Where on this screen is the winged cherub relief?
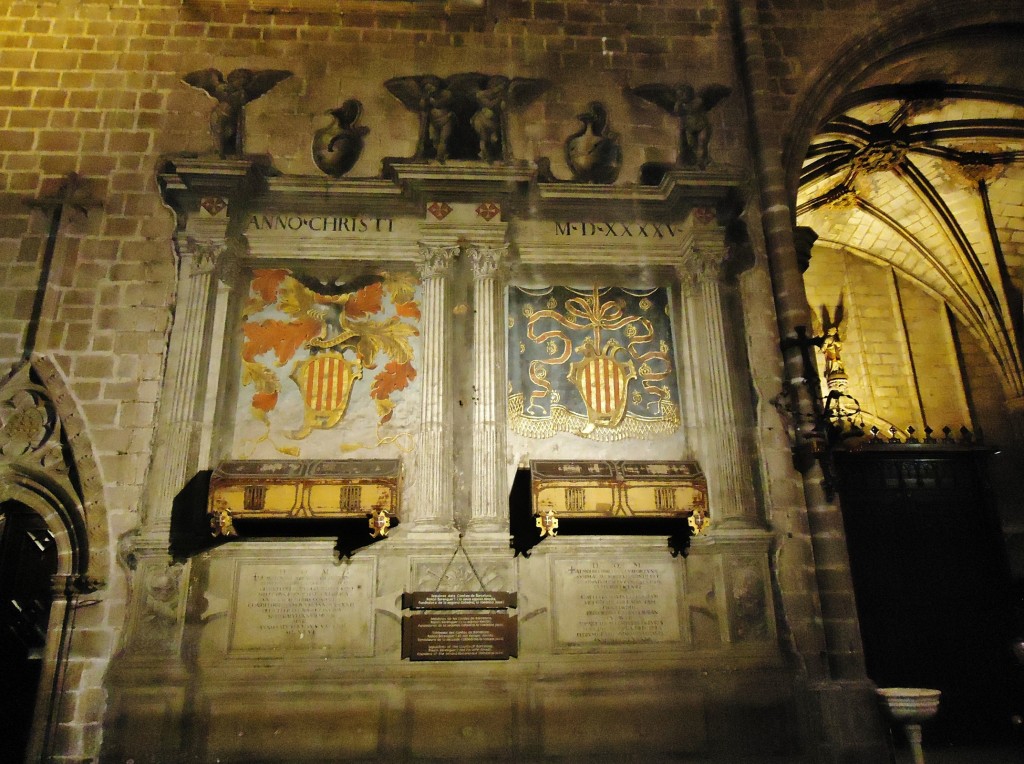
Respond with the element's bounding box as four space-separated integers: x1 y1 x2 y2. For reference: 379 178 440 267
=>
384 73 550 162
182 68 293 158
627 83 731 169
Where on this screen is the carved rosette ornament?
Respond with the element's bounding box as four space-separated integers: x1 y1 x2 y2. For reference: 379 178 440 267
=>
851 138 909 175
0 375 63 468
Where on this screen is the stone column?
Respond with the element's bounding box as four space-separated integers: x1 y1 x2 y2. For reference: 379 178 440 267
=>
141 234 231 533
677 219 759 529
466 244 509 533
407 243 459 531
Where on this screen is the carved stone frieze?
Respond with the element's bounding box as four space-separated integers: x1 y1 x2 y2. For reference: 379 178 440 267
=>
725 557 771 643
123 556 188 654
411 557 511 593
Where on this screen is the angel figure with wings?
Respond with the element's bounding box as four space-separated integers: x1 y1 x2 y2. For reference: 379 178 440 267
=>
385 73 549 162
182 68 292 158
628 83 731 169
811 300 848 391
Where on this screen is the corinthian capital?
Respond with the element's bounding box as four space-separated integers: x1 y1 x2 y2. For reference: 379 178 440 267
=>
179 236 228 275
417 243 460 278
676 247 726 294
466 244 510 280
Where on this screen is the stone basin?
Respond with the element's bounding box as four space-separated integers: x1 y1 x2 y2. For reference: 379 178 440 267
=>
876 687 942 723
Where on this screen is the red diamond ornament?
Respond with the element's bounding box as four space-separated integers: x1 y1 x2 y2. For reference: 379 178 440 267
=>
476 202 500 221
427 201 453 220
200 197 227 217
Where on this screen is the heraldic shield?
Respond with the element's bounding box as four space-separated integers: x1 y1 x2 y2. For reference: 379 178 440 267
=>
567 340 637 429
289 351 363 439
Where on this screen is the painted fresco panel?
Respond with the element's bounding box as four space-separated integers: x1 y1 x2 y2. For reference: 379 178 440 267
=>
507 285 681 442
231 269 422 459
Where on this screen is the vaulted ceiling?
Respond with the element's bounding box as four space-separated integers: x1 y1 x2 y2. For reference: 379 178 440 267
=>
796 78 1024 399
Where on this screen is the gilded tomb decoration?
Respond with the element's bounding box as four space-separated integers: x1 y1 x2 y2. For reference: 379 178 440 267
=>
207 459 401 537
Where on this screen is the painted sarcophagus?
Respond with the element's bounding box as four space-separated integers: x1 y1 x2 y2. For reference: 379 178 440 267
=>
529 460 708 538
207 459 401 537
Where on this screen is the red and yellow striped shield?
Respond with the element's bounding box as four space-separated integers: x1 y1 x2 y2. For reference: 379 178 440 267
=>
295 353 356 412
289 352 362 439
568 350 636 428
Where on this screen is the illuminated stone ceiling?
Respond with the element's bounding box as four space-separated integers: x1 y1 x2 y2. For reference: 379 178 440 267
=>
796 80 1024 399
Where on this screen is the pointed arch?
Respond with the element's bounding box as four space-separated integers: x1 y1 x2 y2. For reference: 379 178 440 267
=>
0 358 108 588
0 357 110 761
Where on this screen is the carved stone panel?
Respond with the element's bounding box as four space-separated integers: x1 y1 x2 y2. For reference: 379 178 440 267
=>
550 557 682 649
227 557 375 655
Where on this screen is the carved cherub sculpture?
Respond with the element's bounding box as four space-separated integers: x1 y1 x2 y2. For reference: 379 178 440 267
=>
628 83 731 169
384 75 455 161
385 73 549 162
182 68 293 158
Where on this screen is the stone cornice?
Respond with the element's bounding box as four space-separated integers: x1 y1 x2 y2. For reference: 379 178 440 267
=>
158 156 746 227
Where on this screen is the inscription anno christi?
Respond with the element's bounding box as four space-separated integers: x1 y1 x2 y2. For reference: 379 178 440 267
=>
247 214 396 234
552 559 680 646
231 561 374 655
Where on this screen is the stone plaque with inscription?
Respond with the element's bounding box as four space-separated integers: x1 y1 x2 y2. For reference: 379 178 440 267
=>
229 559 375 655
402 613 518 661
552 558 680 647
403 591 517 610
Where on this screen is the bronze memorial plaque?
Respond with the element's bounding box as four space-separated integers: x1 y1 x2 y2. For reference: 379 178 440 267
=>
402 591 517 610
402 612 518 661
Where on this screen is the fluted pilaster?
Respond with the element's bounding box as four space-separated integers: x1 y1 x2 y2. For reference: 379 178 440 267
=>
407 243 459 530
678 223 759 528
466 244 510 533
141 236 235 532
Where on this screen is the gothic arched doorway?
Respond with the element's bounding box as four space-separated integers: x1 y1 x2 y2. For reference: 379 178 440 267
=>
0 501 58 764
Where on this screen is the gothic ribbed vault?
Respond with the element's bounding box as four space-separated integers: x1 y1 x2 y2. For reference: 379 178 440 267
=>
797 79 1024 399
